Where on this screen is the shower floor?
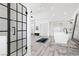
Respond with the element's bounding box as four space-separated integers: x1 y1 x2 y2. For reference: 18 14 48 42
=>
31 35 79 56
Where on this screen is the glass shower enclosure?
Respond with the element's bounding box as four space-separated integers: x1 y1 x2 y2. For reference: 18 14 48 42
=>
0 3 27 56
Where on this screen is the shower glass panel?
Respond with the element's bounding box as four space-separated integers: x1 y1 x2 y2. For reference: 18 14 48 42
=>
18 49 22 56
0 3 27 56
10 52 16 56
0 4 7 18
23 15 26 22
23 7 26 15
18 4 22 13
23 31 26 38
9 3 27 56
0 3 7 56
10 42 16 53
23 47 26 54
23 39 26 46
18 23 22 30
10 3 16 10
18 31 22 39
18 40 22 49
0 19 7 31
10 21 16 41
18 13 22 21
10 10 16 20
23 24 26 30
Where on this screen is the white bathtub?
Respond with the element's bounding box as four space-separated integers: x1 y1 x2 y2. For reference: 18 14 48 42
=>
54 32 70 44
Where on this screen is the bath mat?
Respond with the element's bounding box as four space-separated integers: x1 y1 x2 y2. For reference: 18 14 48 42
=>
36 38 48 43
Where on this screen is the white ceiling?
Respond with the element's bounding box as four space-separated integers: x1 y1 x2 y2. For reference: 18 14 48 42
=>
30 3 79 22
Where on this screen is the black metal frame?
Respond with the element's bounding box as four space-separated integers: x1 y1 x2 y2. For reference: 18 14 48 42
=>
71 14 79 39
0 3 27 56
7 3 11 56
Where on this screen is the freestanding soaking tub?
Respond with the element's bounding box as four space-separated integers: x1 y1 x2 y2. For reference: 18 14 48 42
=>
54 31 70 44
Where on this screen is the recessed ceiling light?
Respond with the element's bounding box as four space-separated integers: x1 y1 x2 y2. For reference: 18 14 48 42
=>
64 12 67 15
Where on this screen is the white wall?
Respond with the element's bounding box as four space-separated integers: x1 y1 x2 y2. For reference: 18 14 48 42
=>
40 23 49 37
30 3 79 38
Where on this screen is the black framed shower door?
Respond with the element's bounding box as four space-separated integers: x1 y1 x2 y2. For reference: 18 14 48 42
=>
0 3 27 56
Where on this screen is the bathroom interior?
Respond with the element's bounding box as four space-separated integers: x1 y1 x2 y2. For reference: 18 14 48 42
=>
0 3 79 56
30 3 79 56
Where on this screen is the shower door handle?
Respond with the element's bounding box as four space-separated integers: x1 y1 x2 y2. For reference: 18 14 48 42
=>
25 46 27 52
12 27 15 35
